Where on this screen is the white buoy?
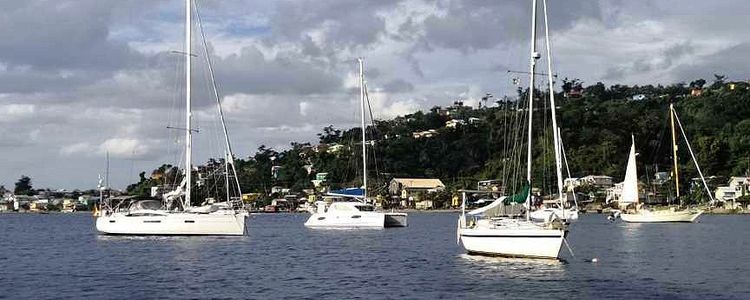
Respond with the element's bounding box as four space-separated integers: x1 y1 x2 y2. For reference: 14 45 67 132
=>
591 258 599 263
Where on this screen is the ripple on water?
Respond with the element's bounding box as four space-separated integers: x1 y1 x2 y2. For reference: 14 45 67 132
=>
0 213 749 299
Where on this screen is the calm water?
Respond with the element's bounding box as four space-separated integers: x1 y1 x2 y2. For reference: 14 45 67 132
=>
1 212 748 299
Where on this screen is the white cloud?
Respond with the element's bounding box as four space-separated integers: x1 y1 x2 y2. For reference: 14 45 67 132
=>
99 138 154 159
0 104 35 122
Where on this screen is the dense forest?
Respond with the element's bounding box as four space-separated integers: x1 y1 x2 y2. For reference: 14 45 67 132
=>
127 76 750 205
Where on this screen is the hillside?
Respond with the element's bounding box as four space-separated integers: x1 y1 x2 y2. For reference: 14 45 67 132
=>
128 76 750 205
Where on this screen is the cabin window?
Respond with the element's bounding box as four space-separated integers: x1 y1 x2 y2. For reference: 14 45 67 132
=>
317 217 326 220
184 220 195 223
109 220 116 223
143 220 161 223
351 215 362 219
355 205 374 212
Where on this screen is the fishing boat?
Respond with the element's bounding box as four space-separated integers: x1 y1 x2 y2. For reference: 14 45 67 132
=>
96 0 246 235
304 59 407 228
620 104 709 223
457 0 568 259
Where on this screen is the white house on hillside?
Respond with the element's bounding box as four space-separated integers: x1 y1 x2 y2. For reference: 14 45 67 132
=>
715 176 749 202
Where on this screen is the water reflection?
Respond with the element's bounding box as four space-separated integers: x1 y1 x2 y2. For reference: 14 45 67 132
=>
457 253 566 280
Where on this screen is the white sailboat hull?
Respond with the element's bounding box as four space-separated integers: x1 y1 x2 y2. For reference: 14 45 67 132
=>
620 209 702 223
304 211 385 228
459 221 566 259
96 212 246 235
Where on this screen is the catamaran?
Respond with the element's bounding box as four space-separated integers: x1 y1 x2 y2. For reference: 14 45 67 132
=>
304 58 407 228
620 104 709 223
457 0 568 259
96 0 246 235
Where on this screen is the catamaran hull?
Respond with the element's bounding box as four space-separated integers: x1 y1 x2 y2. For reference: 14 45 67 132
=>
459 228 566 259
304 212 385 228
620 210 702 223
96 213 246 235
384 212 408 227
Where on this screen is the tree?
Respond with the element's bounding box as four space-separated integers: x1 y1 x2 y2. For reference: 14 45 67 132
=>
689 79 706 89
710 74 726 90
14 175 33 195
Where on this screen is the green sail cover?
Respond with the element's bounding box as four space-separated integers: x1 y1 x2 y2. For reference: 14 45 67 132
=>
504 183 530 205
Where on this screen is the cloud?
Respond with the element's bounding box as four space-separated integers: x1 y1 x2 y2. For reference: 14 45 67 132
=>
99 138 157 160
0 0 747 189
382 79 415 93
60 142 92 156
0 104 35 122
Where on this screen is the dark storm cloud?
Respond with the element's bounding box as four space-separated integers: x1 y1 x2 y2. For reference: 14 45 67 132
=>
382 79 415 93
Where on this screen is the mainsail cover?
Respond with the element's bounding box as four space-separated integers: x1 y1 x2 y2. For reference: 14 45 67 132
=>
503 183 529 205
621 138 639 204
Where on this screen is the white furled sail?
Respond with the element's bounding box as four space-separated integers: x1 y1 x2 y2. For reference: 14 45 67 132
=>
621 136 639 205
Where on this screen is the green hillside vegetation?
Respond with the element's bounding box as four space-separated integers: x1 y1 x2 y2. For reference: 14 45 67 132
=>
127 76 750 205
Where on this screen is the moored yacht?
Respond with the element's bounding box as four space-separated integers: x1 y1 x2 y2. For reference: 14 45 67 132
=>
96 0 246 236
304 58 407 229
458 0 569 259
619 104 709 223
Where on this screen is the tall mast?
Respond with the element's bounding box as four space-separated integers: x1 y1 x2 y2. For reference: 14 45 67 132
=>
184 0 192 208
542 0 564 210
358 58 367 201
525 0 538 220
670 103 680 205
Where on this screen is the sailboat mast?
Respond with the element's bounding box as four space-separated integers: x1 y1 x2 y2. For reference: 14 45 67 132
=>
184 0 192 208
670 103 680 205
542 0 564 210
525 0 538 220
359 58 367 201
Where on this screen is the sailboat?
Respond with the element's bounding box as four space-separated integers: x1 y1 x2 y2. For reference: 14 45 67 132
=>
304 58 407 228
457 0 568 259
96 0 246 235
620 104 708 223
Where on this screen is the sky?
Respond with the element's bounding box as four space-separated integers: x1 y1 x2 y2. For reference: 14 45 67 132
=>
0 0 747 190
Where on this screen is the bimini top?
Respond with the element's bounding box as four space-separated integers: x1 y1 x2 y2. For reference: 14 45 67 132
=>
328 188 364 198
